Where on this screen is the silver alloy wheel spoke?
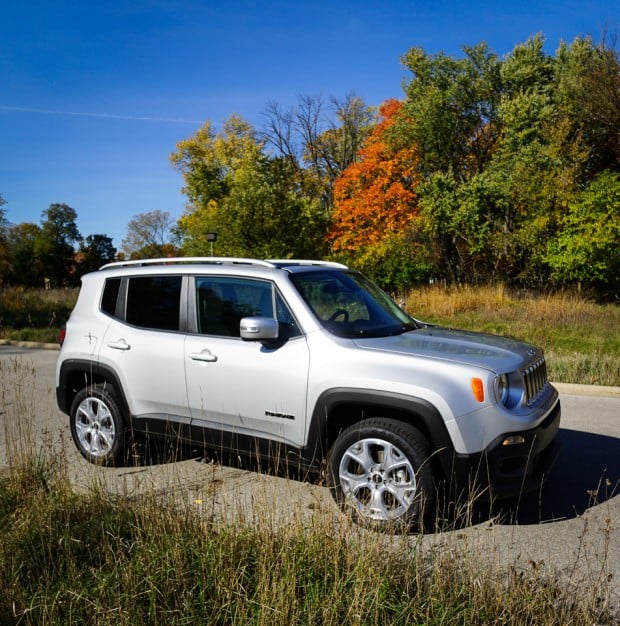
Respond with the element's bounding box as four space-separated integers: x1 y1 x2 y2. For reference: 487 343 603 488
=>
75 397 115 457
339 437 417 521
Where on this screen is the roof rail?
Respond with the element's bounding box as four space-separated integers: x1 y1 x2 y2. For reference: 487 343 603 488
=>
99 257 277 270
268 259 349 269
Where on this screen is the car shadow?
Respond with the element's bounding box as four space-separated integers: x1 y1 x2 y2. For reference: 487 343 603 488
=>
483 428 619 526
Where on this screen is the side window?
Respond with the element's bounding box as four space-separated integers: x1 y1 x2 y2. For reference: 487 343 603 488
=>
126 275 182 331
100 278 121 318
195 277 273 337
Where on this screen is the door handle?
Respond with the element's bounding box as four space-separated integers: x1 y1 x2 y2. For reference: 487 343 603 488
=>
190 349 218 362
107 339 130 351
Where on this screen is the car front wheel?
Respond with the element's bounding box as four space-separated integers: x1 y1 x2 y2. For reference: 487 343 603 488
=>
328 418 434 531
70 383 126 466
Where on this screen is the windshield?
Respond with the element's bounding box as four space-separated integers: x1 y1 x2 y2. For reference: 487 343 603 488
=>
290 269 418 338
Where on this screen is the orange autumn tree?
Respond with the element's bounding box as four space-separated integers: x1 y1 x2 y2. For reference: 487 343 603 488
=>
329 99 421 254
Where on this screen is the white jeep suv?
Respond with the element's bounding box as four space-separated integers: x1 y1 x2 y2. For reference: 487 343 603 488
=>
56 257 561 528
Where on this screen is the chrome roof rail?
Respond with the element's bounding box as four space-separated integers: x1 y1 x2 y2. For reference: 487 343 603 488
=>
267 259 349 269
99 257 277 270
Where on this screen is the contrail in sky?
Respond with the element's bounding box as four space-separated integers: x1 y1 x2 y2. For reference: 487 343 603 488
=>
0 105 203 124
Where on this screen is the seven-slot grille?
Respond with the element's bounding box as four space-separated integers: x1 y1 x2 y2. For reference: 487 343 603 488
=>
522 357 548 405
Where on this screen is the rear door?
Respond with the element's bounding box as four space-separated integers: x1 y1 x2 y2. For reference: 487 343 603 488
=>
99 274 190 425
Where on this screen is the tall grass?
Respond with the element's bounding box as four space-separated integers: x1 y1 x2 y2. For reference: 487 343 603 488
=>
0 457 613 625
0 286 77 343
0 284 618 384
405 284 620 386
0 359 615 625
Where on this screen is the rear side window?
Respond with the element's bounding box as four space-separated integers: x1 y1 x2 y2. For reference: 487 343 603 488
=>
101 278 121 316
126 276 182 331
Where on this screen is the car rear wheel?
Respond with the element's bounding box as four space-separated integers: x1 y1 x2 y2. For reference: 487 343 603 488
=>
70 383 126 466
328 418 434 531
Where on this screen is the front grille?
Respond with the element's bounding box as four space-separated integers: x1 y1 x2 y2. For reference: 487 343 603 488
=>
522 357 548 405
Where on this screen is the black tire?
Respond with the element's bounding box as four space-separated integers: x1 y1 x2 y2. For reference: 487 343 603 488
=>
70 383 126 466
327 418 435 531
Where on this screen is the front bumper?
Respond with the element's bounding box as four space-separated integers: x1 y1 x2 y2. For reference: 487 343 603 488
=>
447 396 562 500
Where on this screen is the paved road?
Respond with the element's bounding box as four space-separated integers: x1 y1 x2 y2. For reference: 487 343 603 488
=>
1 344 619 613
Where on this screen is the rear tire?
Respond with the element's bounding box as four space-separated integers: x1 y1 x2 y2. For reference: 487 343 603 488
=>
70 383 126 466
328 418 435 531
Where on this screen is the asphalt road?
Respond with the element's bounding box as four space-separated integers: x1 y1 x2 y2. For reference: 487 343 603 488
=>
1 344 619 613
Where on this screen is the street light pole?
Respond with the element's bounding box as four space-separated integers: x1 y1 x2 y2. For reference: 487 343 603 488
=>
206 232 217 256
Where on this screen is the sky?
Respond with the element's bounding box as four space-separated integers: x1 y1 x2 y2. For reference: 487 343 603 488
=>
1 0 617 250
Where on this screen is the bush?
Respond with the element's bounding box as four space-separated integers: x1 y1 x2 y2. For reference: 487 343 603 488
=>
0 287 77 336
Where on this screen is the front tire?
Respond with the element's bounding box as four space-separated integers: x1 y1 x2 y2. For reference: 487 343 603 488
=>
70 383 126 466
328 418 434 531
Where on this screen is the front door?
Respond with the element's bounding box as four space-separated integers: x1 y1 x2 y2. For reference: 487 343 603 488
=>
184 276 310 448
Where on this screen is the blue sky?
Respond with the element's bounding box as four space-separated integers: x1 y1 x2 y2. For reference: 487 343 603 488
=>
1 0 617 249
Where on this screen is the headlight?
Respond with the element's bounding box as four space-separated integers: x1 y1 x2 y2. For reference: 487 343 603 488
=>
494 373 510 406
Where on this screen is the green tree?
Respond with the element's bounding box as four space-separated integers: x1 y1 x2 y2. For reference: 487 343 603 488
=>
172 114 328 259
169 121 229 209
37 203 81 287
398 42 502 181
78 234 117 274
6 223 43 287
546 171 620 296
223 156 328 258
386 34 618 293
554 35 620 177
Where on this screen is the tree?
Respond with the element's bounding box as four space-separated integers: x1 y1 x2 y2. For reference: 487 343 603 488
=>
330 100 420 251
262 94 375 209
78 234 117 274
6 222 43 287
554 35 620 177
329 100 428 290
385 35 619 292
121 210 178 259
173 114 328 259
169 121 229 209
546 171 620 296
37 203 81 286
0 195 9 284
398 42 502 180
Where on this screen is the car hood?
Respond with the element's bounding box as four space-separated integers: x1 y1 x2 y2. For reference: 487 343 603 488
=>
353 326 541 373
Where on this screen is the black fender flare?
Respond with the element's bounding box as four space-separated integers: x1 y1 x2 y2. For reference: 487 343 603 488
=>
302 387 456 477
56 359 131 423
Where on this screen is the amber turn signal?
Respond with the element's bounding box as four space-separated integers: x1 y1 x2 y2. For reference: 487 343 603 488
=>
471 377 485 402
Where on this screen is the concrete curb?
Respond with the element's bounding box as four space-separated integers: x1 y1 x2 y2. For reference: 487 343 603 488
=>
552 382 620 398
1 338 619 398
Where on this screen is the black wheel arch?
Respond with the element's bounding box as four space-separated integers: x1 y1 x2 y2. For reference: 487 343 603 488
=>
56 359 130 424
303 388 456 479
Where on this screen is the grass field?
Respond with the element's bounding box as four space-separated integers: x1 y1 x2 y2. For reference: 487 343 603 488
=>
0 301 616 624
1 284 618 385
0 439 614 625
405 284 619 386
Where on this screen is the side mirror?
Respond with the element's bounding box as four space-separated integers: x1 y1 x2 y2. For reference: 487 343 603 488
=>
240 316 279 341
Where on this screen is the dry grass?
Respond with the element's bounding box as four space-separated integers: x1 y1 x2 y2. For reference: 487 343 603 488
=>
0 457 613 625
405 284 620 386
0 358 616 625
1 284 618 384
